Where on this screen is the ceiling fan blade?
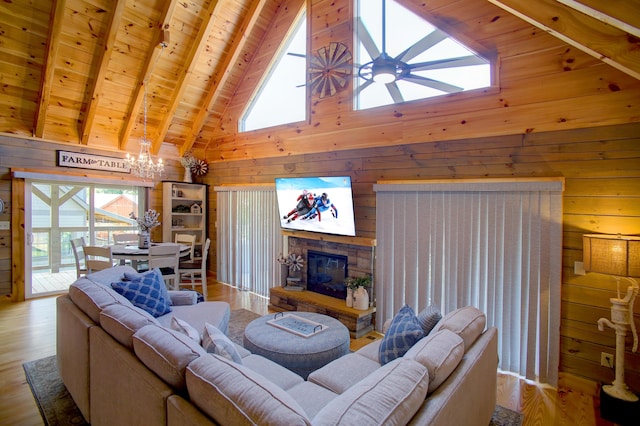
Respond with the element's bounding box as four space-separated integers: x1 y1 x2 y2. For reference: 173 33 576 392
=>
386 82 404 104
355 78 374 95
395 29 448 63
356 17 381 60
287 52 306 58
409 56 488 72
403 74 463 93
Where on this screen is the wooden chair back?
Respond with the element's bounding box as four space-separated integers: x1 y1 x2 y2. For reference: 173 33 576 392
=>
174 233 196 261
70 237 87 278
84 245 114 273
179 238 210 300
148 244 181 289
113 233 138 245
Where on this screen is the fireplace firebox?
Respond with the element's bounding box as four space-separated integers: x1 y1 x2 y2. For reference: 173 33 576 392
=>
306 250 348 299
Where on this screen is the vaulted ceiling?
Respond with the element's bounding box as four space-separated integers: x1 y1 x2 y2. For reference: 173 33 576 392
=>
1 0 638 163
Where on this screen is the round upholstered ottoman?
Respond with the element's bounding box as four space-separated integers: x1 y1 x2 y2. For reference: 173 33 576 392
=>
243 312 350 379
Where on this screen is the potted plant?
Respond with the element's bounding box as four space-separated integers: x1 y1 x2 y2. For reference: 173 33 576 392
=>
345 276 372 310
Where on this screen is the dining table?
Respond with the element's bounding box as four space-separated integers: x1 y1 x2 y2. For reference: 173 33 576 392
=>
110 242 191 269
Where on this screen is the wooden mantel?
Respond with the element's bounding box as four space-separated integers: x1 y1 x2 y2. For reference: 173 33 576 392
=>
282 230 376 247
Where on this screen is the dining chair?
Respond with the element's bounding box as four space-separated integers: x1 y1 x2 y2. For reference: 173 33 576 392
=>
113 233 139 245
174 233 197 261
84 245 115 273
148 243 181 290
70 237 87 278
178 238 210 300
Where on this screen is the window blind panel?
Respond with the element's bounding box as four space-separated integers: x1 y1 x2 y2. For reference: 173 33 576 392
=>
215 187 282 298
374 178 563 386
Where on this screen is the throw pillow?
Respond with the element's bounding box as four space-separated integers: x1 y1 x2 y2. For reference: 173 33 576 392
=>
416 304 442 335
171 317 201 344
202 322 243 364
379 305 425 365
111 268 172 317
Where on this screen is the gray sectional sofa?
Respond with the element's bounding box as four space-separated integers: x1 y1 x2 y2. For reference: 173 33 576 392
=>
56 265 498 426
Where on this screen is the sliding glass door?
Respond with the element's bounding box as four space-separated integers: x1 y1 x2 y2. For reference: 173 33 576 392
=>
25 180 144 298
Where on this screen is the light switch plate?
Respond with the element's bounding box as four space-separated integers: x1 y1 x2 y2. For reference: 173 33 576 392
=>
0 221 9 230
574 261 585 275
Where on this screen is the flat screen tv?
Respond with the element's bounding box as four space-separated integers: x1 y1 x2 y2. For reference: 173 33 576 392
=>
275 176 356 237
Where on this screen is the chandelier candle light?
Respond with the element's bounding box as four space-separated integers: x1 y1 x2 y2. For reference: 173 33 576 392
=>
126 41 166 179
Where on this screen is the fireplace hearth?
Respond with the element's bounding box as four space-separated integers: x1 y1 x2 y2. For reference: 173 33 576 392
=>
306 250 348 299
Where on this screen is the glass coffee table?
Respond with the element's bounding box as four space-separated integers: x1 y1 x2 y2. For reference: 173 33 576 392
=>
243 312 350 379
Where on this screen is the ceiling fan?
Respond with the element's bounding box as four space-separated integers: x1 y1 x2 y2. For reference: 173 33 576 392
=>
357 0 488 99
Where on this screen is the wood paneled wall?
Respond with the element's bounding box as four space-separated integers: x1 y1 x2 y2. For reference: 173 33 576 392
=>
0 134 184 300
201 121 640 390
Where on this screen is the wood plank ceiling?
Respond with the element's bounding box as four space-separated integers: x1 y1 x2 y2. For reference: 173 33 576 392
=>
0 0 278 160
1 0 638 162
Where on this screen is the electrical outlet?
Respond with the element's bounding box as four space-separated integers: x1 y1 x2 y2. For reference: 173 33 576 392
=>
601 352 614 368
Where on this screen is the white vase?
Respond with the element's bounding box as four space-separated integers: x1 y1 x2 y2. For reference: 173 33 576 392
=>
138 231 150 249
353 287 369 310
346 288 353 307
183 166 193 183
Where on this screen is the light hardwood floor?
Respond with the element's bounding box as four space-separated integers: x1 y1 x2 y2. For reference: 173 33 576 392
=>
0 281 612 426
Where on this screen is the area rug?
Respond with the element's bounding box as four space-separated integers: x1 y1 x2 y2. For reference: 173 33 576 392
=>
24 308 522 426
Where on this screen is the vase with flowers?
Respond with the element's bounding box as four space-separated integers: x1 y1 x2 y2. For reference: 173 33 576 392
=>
130 209 161 249
180 152 197 183
276 252 305 287
345 276 372 310
180 151 209 183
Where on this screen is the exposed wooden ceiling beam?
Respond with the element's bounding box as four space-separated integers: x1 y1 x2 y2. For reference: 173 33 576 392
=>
118 0 180 151
80 0 127 145
150 0 223 154
182 0 270 156
556 0 640 37
487 0 640 80
33 0 66 139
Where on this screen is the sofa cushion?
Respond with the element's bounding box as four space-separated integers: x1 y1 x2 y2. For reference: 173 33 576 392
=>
158 302 231 335
99 303 159 349
378 305 425 365
417 304 442 335
111 268 172 318
312 358 429 426
132 324 206 391
287 381 338 419
242 354 304 390
307 353 380 394
86 265 136 286
171 317 201 344
68 278 130 322
186 355 311 426
434 305 486 349
404 329 464 394
201 322 242 363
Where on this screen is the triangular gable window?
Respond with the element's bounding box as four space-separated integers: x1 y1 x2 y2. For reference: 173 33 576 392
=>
355 0 492 110
240 11 307 132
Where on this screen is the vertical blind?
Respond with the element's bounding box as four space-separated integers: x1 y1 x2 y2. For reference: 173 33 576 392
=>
215 185 283 297
374 178 564 385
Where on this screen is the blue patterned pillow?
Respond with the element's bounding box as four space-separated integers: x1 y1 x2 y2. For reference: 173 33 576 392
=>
111 268 172 318
379 305 425 365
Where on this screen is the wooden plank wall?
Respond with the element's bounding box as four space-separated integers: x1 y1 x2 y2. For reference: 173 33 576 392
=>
0 134 184 300
201 121 640 390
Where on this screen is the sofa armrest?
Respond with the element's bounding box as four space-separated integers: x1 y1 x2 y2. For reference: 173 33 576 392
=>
169 291 198 306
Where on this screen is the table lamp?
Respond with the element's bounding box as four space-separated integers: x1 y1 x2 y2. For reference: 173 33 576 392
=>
583 234 640 402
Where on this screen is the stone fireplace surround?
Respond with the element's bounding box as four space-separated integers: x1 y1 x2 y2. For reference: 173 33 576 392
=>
269 231 376 338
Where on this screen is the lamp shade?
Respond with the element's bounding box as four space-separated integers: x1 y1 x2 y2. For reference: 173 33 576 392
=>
583 234 640 277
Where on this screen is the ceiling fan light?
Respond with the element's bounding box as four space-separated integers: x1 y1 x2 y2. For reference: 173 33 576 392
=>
372 57 397 84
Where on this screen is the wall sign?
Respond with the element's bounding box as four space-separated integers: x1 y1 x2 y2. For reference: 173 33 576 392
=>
57 150 131 173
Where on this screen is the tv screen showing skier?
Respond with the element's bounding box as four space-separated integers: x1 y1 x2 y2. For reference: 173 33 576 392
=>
275 176 356 237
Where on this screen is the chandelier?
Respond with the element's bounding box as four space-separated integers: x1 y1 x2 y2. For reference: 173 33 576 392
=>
126 43 165 179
